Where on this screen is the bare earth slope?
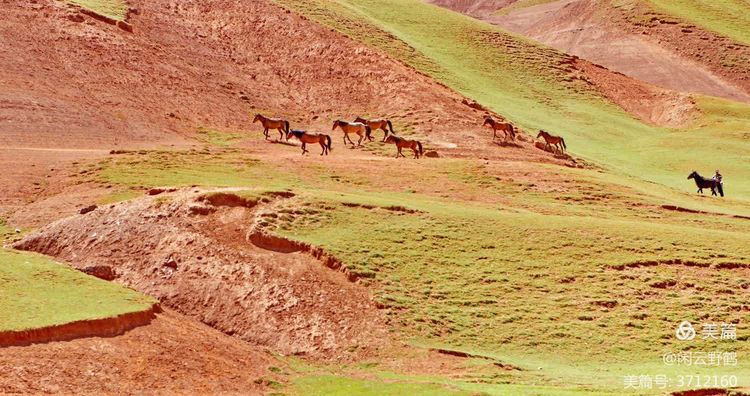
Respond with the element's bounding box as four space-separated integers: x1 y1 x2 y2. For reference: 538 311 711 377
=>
434 0 750 103
1 0 549 218
0 310 273 394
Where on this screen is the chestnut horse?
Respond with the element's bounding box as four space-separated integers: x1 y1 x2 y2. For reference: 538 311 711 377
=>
332 120 372 147
385 135 423 159
688 171 723 197
483 116 516 140
253 114 290 140
354 117 394 142
536 130 566 153
286 130 332 156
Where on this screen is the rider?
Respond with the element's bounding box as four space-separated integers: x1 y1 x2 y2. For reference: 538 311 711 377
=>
713 170 723 185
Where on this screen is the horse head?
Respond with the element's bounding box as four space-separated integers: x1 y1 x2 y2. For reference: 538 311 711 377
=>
252 114 261 123
483 116 493 126
537 130 546 139
687 171 698 180
384 135 397 144
332 120 341 131
354 116 366 124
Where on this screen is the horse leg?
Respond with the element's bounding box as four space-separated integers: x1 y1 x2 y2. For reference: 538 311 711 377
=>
412 146 418 158
357 134 363 147
278 128 284 141
319 141 325 156
345 133 354 147
381 126 388 142
264 128 269 140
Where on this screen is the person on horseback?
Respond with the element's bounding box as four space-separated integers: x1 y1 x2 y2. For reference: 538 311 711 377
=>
713 170 723 185
713 170 725 197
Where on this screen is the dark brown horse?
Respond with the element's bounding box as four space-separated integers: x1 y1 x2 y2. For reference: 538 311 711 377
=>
286 130 332 155
354 117 394 142
483 116 516 140
253 114 290 140
536 130 566 153
332 120 372 147
385 135 423 159
688 171 723 197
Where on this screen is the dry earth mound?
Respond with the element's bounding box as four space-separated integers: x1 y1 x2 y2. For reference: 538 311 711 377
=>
0 310 274 394
14 189 388 359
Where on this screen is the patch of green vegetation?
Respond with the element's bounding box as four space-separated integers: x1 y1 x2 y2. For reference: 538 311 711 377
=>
96 150 298 190
66 0 129 20
0 249 155 332
196 127 245 147
293 375 469 396
96 189 143 205
275 0 750 200
645 0 750 44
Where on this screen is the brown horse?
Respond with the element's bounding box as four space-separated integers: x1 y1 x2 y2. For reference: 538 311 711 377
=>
354 117 394 142
483 116 516 140
536 130 566 153
332 120 372 147
286 130 332 156
385 135 423 159
253 114 290 140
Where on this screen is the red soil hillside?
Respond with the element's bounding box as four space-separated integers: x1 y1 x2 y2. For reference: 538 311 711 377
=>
1 0 497 150
0 0 563 219
0 310 274 394
433 0 750 103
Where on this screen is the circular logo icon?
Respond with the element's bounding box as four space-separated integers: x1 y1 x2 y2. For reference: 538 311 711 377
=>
675 321 696 341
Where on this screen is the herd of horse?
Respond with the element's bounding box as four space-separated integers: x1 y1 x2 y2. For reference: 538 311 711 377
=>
253 113 723 197
252 113 566 159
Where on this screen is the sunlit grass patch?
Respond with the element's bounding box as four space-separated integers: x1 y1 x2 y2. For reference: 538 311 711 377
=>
66 0 129 20
0 249 155 332
196 126 245 147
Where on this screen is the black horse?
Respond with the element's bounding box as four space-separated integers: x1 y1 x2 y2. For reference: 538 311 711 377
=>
688 171 723 197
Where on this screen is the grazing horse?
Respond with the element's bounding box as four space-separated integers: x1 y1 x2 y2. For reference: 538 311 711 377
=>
688 171 723 197
536 130 566 153
253 114 290 140
483 116 516 140
385 135 423 159
332 120 372 147
354 117 395 142
286 130 332 156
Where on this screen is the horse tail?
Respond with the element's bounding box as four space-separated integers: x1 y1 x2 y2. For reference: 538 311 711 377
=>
284 120 290 134
365 126 372 140
387 120 394 134
560 137 566 150
417 141 423 157
325 134 332 151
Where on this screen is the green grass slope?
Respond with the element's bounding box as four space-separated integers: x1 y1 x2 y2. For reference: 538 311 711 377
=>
67 0 129 20
645 0 750 44
89 149 750 394
275 0 750 201
0 220 155 332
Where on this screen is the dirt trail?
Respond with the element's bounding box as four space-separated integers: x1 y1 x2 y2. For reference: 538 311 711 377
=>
14 189 389 359
0 309 273 394
481 0 750 103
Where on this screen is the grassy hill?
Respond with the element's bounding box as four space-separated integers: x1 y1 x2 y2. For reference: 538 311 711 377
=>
84 145 750 394
275 0 750 201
